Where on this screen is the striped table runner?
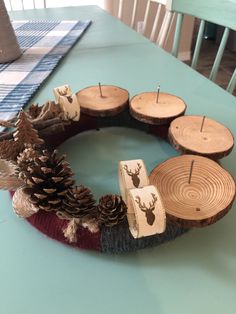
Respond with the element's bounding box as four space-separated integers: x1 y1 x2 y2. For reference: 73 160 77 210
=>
0 19 91 128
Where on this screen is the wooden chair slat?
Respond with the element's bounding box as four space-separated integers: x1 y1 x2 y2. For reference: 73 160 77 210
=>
227 68 236 93
117 0 173 47
131 0 138 29
118 0 124 20
163 12 176 47
143 0 151 35
209 27 230 82
150 4 162 42
157 10 172 47
191 19 205 69
171 13 183 57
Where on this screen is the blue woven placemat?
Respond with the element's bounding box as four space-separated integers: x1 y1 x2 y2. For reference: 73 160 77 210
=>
0 19 91 126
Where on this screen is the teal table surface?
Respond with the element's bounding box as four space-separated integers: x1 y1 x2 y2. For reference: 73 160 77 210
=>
1 5 235 314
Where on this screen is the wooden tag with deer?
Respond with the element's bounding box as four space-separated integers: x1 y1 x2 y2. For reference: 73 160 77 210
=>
127 185 166 238
53 85 72 103
119 159 149 203
53 85 80 121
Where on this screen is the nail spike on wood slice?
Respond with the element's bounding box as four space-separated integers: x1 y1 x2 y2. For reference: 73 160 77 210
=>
188 160 194 184
156 85 160 104
200 116 206 133
98 82 103 98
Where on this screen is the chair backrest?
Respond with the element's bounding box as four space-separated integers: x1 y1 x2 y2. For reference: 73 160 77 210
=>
166 0 236 94
117 0 175 47
5 0 46 11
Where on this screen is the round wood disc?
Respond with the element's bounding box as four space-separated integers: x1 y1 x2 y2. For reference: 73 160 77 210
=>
76 85 129 117
149 154 235 228
169 115 234 159
130 92 186 125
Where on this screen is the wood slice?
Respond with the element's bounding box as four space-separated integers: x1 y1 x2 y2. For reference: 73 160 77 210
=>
169 115 234 159
149 155 235 228
76 85 129 117
130 92 186 125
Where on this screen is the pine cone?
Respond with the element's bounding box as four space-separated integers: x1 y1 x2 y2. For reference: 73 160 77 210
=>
57 185 97 220
98 194 127 227
18 149 75 212
17 146 40 181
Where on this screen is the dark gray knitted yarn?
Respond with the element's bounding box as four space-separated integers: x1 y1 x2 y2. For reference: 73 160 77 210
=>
101 219 189 254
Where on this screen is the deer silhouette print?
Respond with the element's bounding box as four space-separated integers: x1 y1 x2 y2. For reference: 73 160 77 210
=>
57 86 73 103
135 193 157 226
123 163 142 188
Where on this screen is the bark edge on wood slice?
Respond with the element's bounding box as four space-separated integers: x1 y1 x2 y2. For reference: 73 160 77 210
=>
149 154 236 228
130 92 186 125
76 85 129 117
169 115 234 159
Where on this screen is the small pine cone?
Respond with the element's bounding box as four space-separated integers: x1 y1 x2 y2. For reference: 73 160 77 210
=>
98 194 127 227
57 185 97 220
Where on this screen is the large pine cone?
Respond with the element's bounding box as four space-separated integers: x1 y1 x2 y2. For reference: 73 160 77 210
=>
57 185 97 220
18 149 75 212
98 194 127 227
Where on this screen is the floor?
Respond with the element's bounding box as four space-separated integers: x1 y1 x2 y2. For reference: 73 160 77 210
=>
186 22 236 96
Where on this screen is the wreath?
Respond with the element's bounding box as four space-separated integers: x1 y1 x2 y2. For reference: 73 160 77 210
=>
0 85 234 253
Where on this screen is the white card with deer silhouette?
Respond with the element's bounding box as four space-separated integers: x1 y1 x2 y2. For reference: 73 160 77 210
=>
53 85 72 103
53 85 80 121
128 185 166 238
59 94 80 121
119 159 149 203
